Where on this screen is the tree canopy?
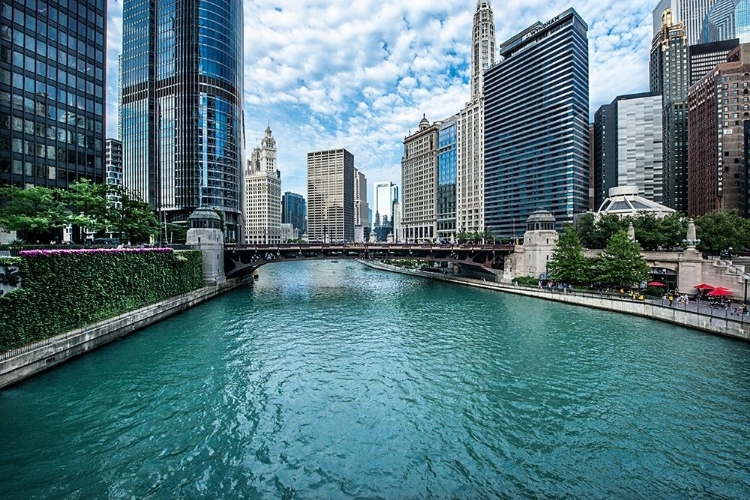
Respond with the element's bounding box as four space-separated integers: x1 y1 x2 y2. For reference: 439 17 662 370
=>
0 181 159 244
693 210 750 254
594 230 651 288
547 225 589 284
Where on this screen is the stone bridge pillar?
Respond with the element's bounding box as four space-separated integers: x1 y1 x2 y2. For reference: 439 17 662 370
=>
186 207 226 285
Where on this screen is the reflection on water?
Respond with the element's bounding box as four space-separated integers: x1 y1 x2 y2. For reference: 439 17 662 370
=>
1 260 749 498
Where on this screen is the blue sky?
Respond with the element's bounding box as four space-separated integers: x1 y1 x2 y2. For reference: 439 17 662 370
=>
106 0 656 205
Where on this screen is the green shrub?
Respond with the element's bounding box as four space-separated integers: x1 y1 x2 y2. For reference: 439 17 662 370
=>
0 249 203 352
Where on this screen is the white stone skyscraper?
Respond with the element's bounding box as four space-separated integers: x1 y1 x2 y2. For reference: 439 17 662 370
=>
456 0 495 235
245 126 282 244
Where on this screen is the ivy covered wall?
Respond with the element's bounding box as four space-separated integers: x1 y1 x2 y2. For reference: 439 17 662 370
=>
0 248 203 352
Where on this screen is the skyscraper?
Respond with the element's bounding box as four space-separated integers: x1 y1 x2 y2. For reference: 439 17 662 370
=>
245 126 281 244
121 0 244 241
594 94 664 209
653 0 719 44
651 9 690 212
689 38 740 85
354 169 370 242
372 181 398 227
456 0 495 235
307 148 354 242
106 138 123 209
701 0 750 43
281 191 306 236
484 9 590 237
0 0 107 190
688 43 750 216
437 116 457 241
402 115 438 243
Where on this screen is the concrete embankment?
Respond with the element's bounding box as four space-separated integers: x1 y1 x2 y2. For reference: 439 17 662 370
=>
360 260 750 342
0 277 251 389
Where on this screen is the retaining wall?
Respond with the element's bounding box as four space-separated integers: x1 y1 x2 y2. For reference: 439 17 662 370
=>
0 278 250 389
361 261 750 342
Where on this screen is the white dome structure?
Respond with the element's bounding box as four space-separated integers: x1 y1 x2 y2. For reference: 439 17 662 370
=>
596 186 676 219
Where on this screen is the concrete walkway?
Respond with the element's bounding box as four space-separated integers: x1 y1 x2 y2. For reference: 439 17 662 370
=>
359 260 750 342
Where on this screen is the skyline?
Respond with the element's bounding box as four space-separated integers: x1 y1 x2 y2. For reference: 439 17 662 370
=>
105 0 656 206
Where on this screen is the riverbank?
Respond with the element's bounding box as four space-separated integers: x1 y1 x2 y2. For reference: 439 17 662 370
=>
359 260 750 342
0 276 252 389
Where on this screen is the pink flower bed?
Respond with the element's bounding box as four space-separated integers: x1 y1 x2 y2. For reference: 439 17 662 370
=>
19 247 174 258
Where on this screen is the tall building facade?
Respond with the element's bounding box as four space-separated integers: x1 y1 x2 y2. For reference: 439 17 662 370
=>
245 126 281 244
281 191 306 236
484 9 590 237
121 0 245 241
402 115 438 243
372 181 397 227
354 169 370 242
689 38 740 84
106 138 123 209
653 0 719 44
593 94 664 209
651 9 690 212
0 0 107 189
702 0 750 43
307 148 354 242
688 43 750 216
456 0 495 235
437 116 457 241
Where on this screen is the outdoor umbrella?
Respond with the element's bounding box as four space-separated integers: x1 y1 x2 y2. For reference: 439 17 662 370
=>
647 281 666 287
707 287 733 297
695 283 715 290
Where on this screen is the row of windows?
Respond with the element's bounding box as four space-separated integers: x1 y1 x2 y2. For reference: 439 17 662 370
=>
0 91 102 133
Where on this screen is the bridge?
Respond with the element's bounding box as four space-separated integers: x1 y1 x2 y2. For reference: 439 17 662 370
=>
224 243 515 279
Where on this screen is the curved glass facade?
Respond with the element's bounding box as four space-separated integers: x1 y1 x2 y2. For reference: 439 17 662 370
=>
702 0 750 43
437 118 457 239
122 0 244 240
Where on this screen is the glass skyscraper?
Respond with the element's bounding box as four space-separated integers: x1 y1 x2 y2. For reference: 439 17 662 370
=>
0 0 106 189
121 0 244 241
282 191 306 236
484 9 590 237
701 0 750 43
437 116 457 240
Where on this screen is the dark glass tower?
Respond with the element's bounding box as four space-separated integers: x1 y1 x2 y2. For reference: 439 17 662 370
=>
121 0 244 241
437 116 457 240
0 0 107 189
484 9 589 238
650 10 688 213
282 191 306 236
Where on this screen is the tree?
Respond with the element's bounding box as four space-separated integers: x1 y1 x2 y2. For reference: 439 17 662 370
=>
694 210 750 254
594 230 651 288
482 226 495 244
59 179 109 241
596 213 629 248
0 185 68 239
456 229 470 244
576 212 598 248
547 225 589 284
657 212 689 249
108 187 160 244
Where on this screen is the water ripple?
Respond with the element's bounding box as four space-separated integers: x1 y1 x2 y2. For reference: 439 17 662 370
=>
1 260 750 498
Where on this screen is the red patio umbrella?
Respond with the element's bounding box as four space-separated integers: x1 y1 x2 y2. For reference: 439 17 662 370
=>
707 287 733 297
694 283 715 290
647 281 666 287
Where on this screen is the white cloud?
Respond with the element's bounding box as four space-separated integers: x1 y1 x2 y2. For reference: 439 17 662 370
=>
106 0 657 203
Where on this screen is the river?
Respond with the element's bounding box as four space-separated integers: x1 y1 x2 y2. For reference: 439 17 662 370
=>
1 260 749 498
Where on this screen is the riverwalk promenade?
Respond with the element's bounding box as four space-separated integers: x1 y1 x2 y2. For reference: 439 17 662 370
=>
360 260 750 342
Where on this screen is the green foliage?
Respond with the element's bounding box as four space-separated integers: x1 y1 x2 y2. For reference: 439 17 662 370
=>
594 230 651 288
0 250 203 352
576 212 598 248
548 225 589 284
694 210 750 254
0 185 68 233
456 230 470 244
107 186 160 244
515 276 539 286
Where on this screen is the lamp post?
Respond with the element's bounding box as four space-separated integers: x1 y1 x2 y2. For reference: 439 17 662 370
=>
744 274 749 306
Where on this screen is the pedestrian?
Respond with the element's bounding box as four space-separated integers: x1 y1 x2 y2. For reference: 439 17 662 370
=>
668 294 674 306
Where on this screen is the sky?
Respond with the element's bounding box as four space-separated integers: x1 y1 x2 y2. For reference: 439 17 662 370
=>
105 0 657 206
